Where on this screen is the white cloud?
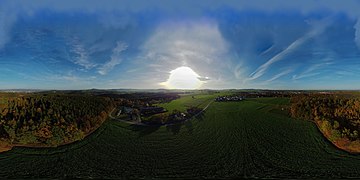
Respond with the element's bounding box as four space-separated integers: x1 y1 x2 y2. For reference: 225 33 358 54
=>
69 37 96 70
139 20 230 86
248 17 332 81
355 18 360 50
1 0 360 51
266 68 292 82
98 41 128 75
292 59 333 80
233 63 244 80
143 20 227 63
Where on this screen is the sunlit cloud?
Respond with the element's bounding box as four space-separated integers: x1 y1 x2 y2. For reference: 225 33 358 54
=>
138 20 230 88
160 66 204 89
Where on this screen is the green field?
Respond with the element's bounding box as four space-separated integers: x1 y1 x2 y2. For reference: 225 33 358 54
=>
0 98 360 178
157 92 227 113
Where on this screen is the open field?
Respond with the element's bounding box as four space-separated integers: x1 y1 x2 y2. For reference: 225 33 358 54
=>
0 98 359 178
156 92 228 113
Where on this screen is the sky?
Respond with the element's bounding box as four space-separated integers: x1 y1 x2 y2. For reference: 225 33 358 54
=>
1 0 360 90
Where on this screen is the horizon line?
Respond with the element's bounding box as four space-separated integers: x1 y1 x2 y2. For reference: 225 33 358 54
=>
1 88 360 92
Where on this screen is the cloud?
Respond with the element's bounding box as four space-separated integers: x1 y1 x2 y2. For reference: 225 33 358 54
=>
1 0 358 51
233 63 245 80
69 37 96 70
248 17 332 81
292 59 333 80
266 68 293 82
0 4 17 49
98 41 128 75
1 0 360 90
197 76 210 81
355 18 360 50
139 20 229 81
3 0 360 16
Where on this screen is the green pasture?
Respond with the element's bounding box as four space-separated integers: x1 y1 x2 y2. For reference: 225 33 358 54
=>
156 92 228 113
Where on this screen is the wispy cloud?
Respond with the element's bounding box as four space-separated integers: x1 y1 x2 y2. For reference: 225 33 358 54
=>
69 37 96 70
266 68 293 82
233 63 244 80
248 18 332 81
292 59 333 80
354 17 360 50
0 6 17 49
98 41 128 75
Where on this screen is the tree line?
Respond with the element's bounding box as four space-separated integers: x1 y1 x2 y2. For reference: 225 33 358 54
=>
290 94 360 152
0 93 114 146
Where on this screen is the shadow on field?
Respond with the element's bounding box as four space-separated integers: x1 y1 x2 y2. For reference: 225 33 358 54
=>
165 120 194 135
166 124 182 134
184 120 193 134
129 111 204 136
195 112 205 122
129 125 160 137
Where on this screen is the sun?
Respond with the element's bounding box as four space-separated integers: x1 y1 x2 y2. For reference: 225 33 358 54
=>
160 66 203 89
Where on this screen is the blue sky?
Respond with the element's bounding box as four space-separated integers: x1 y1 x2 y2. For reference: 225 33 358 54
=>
1 0 360 90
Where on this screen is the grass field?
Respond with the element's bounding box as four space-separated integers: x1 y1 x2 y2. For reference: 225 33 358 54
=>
156 92 228 113
0 98 359 178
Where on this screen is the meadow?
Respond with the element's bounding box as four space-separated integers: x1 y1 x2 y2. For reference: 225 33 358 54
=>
0 97 359 178
156 92 228 113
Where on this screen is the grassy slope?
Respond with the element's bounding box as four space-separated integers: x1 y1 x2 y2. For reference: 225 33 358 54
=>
0 98 359 178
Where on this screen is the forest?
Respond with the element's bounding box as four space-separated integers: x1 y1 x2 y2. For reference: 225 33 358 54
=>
0 93 114 147
290 93 360 153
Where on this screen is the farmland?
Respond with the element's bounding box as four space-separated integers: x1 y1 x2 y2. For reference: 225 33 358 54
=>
0 97 359 179
156 92 227 113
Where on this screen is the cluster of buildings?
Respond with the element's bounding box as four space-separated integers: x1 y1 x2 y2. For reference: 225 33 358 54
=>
215 95 244 102
115 106 166 122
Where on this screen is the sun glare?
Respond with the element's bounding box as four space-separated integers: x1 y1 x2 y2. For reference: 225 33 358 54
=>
160 66 203 89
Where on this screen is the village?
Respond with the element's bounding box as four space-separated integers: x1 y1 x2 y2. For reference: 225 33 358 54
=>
215 95 244 102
